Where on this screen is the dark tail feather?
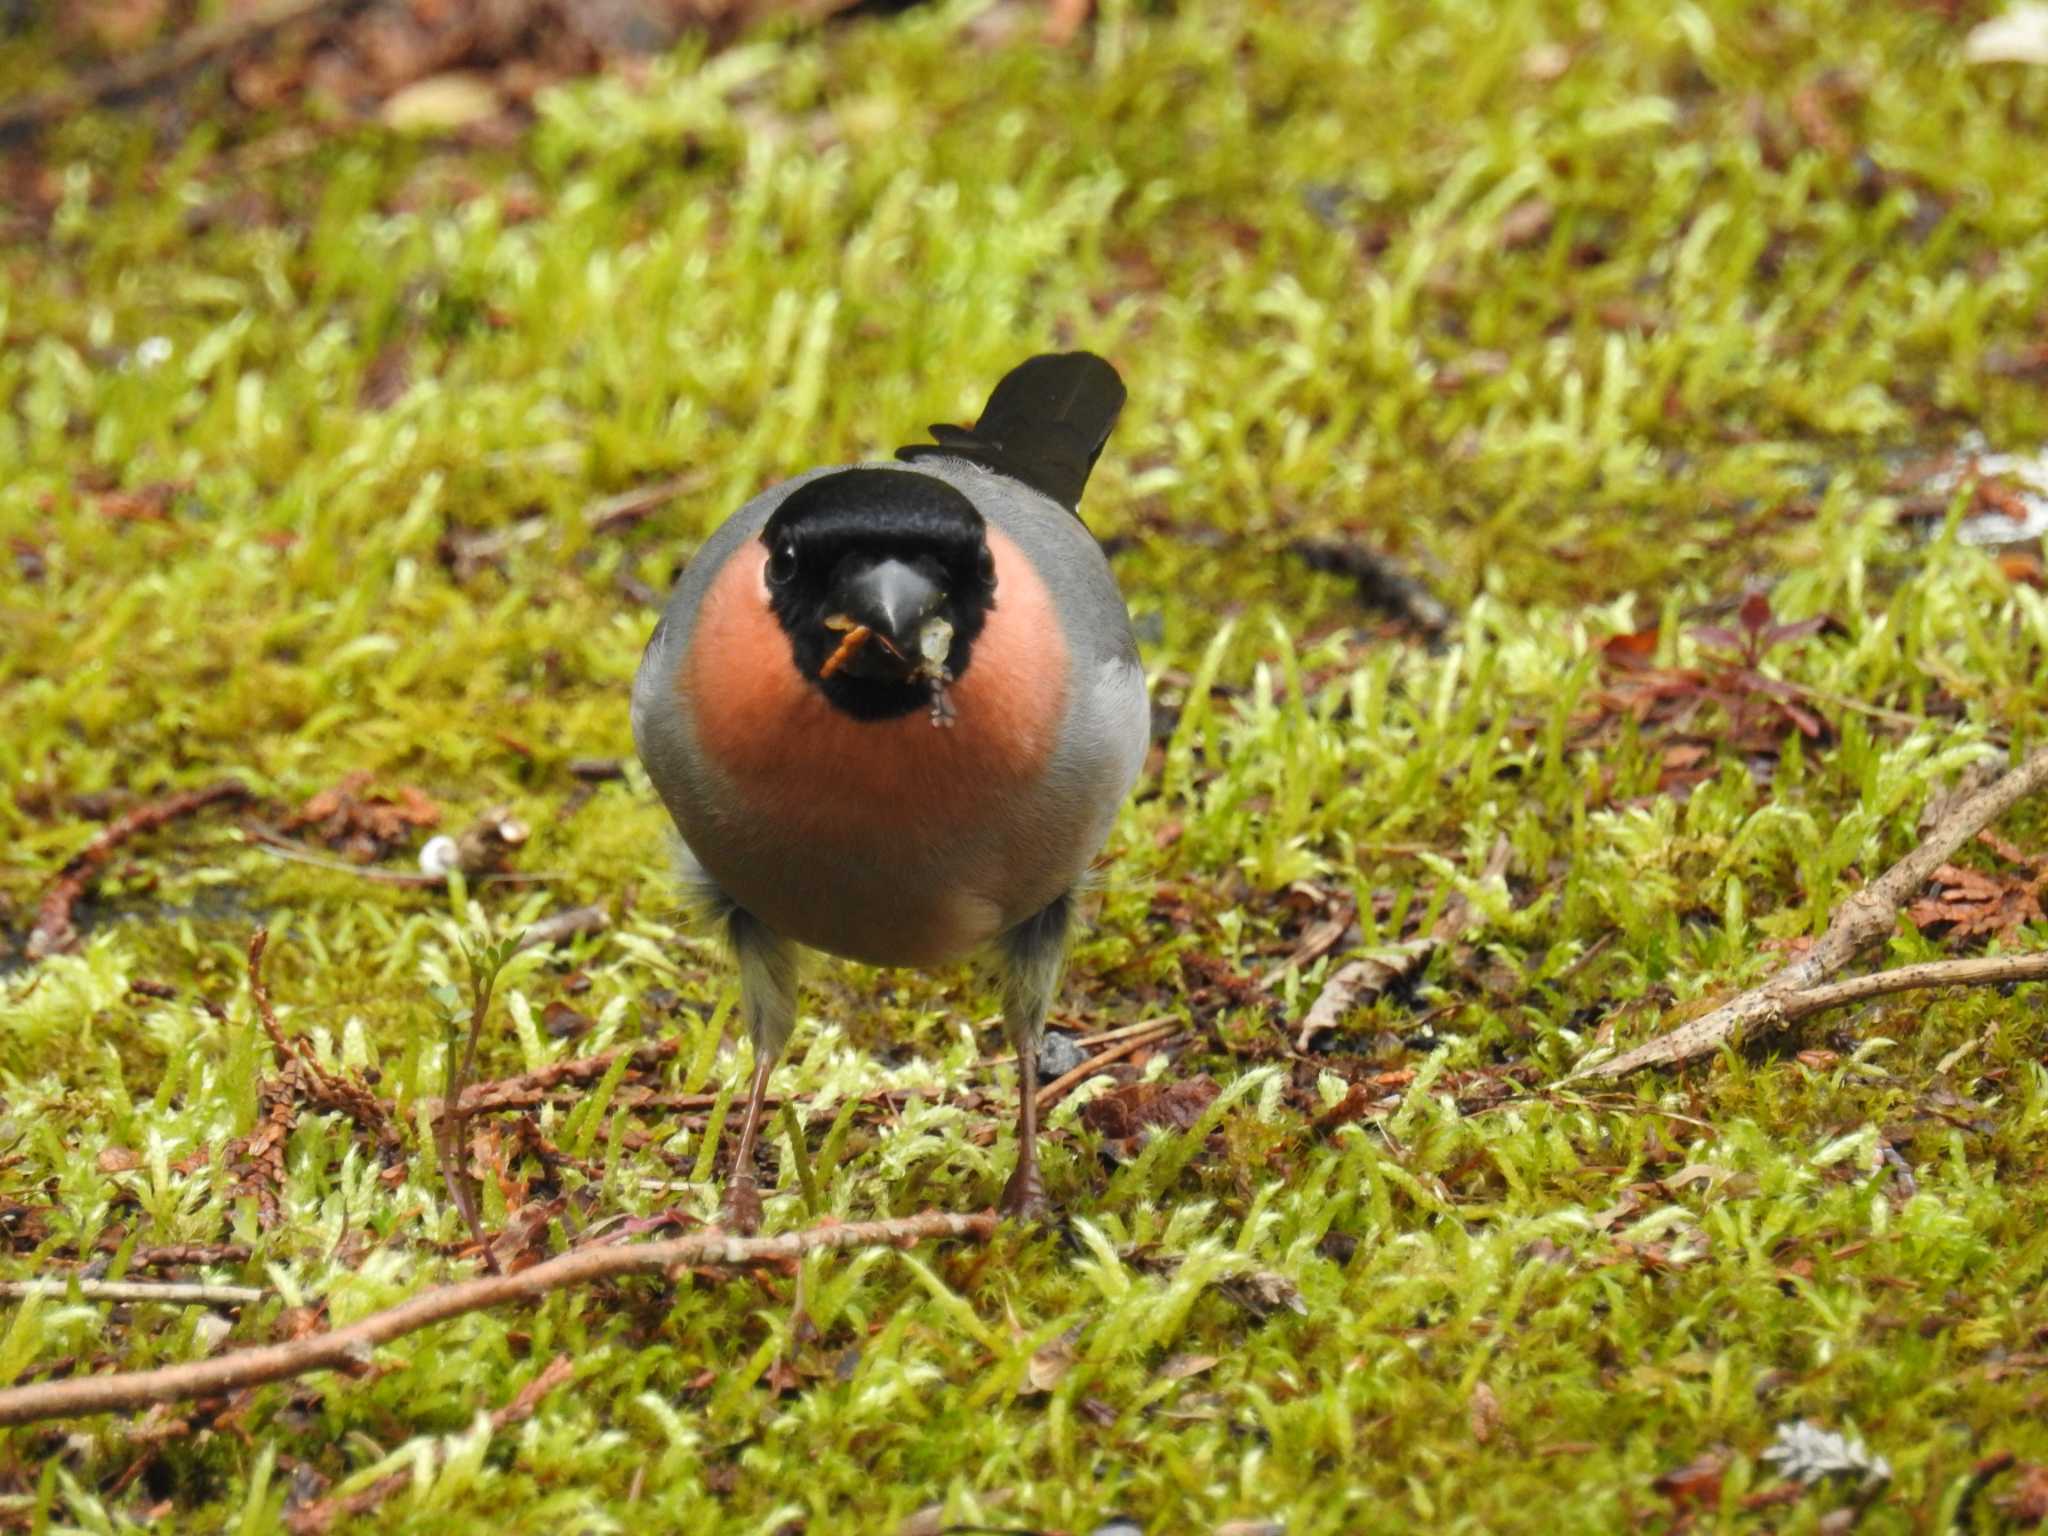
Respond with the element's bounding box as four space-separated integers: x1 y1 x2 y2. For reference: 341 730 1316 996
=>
897 352 1125 514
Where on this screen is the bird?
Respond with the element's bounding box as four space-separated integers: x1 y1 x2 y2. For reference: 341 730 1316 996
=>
631 352 1148 1231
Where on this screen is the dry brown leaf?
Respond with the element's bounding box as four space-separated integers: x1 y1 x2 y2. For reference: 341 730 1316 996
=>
1294 943 1437 1049
1908 858 2047 941
1469 1381 1502 1444
1654 1450 1729 1509
1079 1074 1219 1143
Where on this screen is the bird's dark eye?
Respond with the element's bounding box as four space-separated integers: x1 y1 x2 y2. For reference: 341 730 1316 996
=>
977 546 996 588
766 541 798 585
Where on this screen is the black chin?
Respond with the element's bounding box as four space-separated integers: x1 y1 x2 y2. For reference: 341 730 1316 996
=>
812 673 933 722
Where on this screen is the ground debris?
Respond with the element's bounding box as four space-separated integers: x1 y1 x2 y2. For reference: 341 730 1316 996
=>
1290 536 1452 639
281 771 440 863
1078 1073 1218 1154
1907 831 2047 942
27 778 249 959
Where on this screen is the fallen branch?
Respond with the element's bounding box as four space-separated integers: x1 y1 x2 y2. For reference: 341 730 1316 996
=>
0 0 357 138
0 1279 266 1306
1774 952 2048 1021
0 1211 995 1427
1573 743 2048 1078
28 780 249 959
283 1354 577 1535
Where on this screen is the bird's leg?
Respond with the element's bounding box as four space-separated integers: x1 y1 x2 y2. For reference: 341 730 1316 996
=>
1002 1044 1047 1220
996 891 1073 1221
723 1051 775 1234
720 905 799 1236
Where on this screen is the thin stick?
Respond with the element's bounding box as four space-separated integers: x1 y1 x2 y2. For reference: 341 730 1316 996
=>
435 1040 682 1119
0 1211 995 1428
583 474 704 534
515 904 610 953
0 1280 266 1306
982 1014 1179 1067
29 780 249 958
1035 1024 1180 1112
1775 952 2048 1021
0 0 355 137
245 827 563 885
1573 743 2048 1078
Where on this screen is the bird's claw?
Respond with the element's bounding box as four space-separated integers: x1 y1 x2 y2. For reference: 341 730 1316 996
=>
723 1178 763 1235
999 1164 1051 1223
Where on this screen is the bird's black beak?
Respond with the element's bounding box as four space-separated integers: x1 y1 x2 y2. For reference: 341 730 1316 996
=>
827 557 946 663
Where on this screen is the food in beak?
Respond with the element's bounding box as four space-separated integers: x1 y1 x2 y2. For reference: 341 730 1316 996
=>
819 617 875 679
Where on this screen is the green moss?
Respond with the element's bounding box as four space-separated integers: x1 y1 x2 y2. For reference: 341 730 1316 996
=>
5 0 2048 1530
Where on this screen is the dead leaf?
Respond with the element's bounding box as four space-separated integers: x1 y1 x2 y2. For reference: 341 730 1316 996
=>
1654 1450 1729 1510
1023 1325 1083 1394
2005 1461 2048 1522
1215 1269 1307 1319
1908 844 2048 942
1602 626 1661 664
1157 1353 1220 1381
96 1147 142 1174
281 773 441 863
1999 549 2047 588
1258 906 1356 992
1469 1381 1502 1444
381 72 503 131
1079 1074 1219 1142
1499 197 1554 250
95 481 185 523
1294 943 1437 1049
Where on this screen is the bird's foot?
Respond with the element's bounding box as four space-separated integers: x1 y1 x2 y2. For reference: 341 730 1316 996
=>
723 1177 763 1235
998 1162 1051 1223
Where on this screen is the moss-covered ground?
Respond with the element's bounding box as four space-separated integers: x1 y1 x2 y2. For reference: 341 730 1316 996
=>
5 0 2048 1529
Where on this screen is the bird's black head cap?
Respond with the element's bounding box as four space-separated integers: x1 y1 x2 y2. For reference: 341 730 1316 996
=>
760 467 996 721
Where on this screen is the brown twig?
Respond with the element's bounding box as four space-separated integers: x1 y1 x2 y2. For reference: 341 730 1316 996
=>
0 1279 266 1306
432 1040 683 1120
245 825 563 885
1573 743 2048 1078
284 1354 577 1535
1774 953 2048 1020
0 0 356 138
0 1211 996 1427
1035 1024 1181 1112
515 904 610 953
582 473 705 535
982 1014 1179 1067
28 780 249 959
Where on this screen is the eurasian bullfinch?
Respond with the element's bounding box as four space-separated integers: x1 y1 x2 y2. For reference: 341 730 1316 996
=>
632 353 1148 1230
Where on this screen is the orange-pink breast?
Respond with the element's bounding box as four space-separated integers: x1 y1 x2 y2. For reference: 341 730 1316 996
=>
680 529 1069 843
